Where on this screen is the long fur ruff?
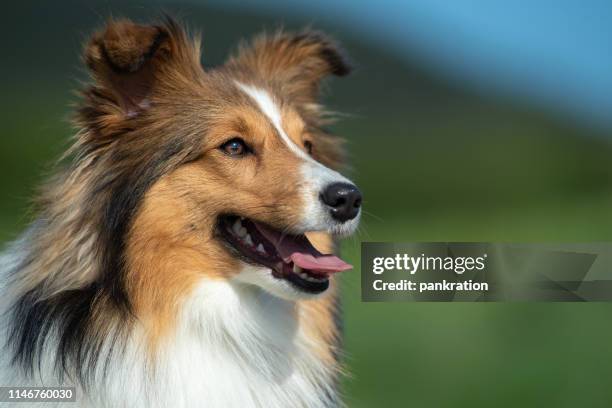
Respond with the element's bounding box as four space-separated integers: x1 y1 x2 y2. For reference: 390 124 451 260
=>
0 17 353 408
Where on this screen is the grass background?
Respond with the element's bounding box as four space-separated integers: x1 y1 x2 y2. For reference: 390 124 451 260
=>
2 1 612 407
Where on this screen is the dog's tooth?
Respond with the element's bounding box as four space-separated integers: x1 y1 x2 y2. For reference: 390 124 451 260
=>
245 234 254 246
256 243 266 254
232 219 242 235
293 265 303 274
238 227 247 238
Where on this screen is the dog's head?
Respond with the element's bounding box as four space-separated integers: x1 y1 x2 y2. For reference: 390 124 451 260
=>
79 18 361 306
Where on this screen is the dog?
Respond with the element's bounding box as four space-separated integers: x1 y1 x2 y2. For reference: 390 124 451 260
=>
0 17 361 408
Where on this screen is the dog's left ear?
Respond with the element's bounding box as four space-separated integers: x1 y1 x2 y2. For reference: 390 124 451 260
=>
226 30 351 101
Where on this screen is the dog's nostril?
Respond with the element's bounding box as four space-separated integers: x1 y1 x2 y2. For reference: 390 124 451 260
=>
320 182 362 223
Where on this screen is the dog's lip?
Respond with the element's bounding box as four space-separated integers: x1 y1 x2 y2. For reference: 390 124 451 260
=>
217 215 352 293
218 215 282 270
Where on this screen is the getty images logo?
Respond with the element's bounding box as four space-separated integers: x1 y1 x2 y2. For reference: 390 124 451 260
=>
372 253 488 275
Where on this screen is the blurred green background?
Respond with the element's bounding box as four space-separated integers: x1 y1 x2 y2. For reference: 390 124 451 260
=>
2 1 612 407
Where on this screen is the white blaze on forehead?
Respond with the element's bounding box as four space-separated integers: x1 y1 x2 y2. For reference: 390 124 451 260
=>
235 82 313 162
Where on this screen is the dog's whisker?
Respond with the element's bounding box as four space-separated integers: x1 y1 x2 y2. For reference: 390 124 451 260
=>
360 209 384 222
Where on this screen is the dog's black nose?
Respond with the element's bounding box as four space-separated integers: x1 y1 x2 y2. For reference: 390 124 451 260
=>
320 182 362 222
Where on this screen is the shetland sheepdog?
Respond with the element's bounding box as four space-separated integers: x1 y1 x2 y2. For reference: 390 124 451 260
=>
0 17 361 408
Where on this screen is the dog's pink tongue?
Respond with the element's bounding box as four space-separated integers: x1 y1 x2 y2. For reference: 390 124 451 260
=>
289 252 352 273
254 223 352 274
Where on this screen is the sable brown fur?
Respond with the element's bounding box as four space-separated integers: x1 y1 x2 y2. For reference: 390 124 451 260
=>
5 16 352 391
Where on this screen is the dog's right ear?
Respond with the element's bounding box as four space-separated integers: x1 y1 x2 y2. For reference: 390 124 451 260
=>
82 18 202 120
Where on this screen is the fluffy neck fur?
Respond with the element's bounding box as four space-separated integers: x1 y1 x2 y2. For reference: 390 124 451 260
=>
1 234 341 407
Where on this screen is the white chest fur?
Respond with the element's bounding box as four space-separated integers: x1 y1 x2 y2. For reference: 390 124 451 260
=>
81 280 337 408
0 237 339 408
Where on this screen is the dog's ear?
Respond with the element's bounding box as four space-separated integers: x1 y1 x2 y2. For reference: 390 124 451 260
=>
226 30 351 102
83 17 202 118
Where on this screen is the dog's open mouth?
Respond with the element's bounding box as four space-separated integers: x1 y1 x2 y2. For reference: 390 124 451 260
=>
218 215 352 294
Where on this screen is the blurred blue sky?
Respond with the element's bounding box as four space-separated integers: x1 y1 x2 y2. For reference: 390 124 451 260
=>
185 0 612 131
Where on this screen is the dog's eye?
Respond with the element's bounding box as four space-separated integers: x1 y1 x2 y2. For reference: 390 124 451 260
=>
304 140 313 155
220 138 249 156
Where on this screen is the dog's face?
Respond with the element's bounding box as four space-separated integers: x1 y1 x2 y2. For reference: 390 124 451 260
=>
81 19 361 305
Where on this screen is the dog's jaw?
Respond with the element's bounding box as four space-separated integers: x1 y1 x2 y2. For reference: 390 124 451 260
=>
234 264 327 301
